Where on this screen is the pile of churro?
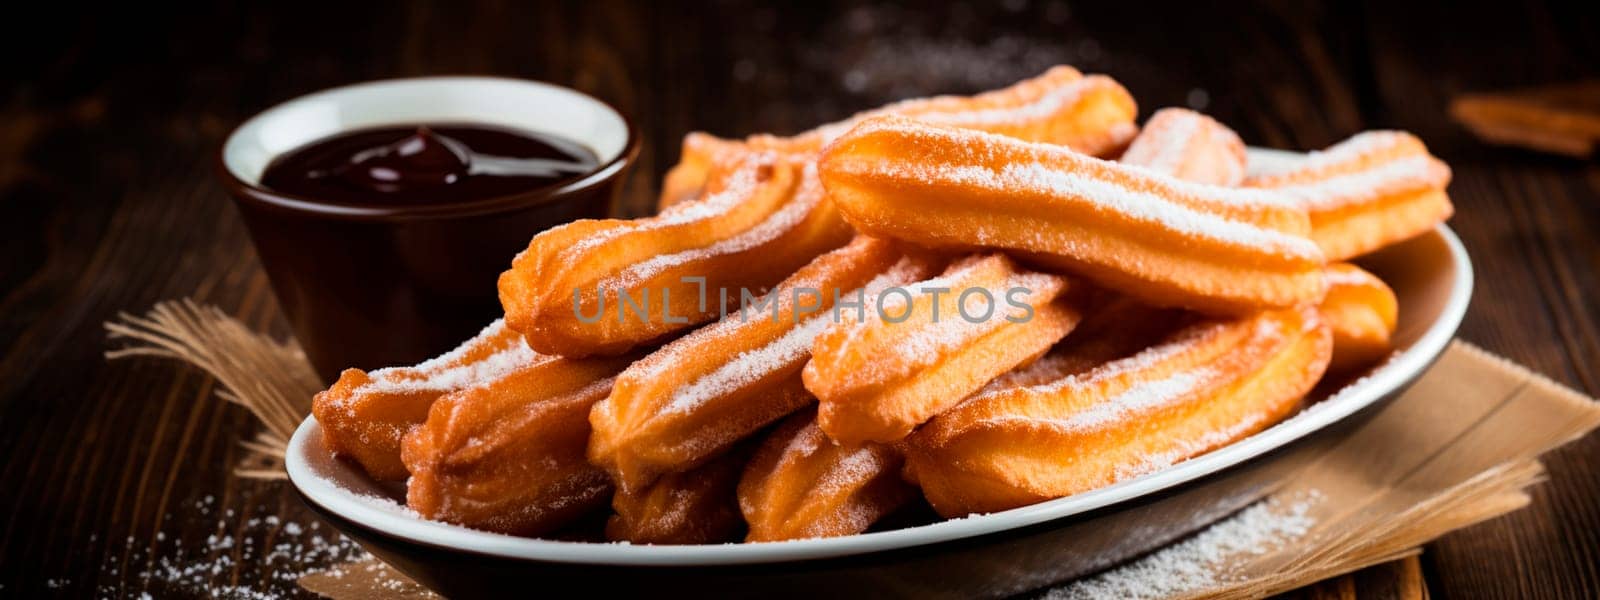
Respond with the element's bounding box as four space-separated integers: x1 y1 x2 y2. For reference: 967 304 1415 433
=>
312 66 1448 543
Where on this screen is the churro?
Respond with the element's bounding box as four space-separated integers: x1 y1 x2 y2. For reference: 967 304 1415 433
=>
982 297 1192 391
1120 108 1247 186
501 154 854 357
819 116 1327 315
588 237 943 492
1245 131 1453 261
400 354 633 536
1318 263 1399 372
739 408 915 542
311 319 539 481
806 253 1083 444
904 307 1331 516
606 447 748 544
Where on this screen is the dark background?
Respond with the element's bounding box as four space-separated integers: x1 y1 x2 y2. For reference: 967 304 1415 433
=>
2 1 1597 597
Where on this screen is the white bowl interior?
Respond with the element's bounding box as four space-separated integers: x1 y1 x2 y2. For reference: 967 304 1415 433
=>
222 77 630 186
287 148 1472 566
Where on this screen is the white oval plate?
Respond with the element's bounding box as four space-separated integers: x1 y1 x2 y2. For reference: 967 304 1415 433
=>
288 149 1473 567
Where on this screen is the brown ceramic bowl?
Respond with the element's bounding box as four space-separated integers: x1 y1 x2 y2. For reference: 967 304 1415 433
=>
219 77 637 382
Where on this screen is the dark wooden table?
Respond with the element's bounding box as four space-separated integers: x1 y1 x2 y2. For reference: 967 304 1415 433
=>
3 1 1596 597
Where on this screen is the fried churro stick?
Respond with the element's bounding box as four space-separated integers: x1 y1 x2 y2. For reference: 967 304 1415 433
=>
605 447 748 545
400 353 634 536
739 408 914 542
1245 131 1453 261
806 253 1084 444
1449 82 1600 158
588 237 944 492
904 307 1331 517
1318 263 1399 373
978 297 1192 392
819 116 1328 315
500 154 855 357
659 133 755 209
311 320 540 481
659 66 1139 208
1120 108 1248 186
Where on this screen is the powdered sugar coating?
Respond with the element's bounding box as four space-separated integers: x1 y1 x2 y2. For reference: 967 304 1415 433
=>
802 67 1124 146
987 369 1214 433
1324 264 1384 287
899 75 1130 129
815 255 1067 399
1270 156 1450 211
662 313 833 415
323 319 549 410
656 254 933 416
606 163 818 289
1246 130 1407 181
1123 109 1202 174
857 155 1312 256
565 159 769 260
994 162 1320 257
842 117 1294 213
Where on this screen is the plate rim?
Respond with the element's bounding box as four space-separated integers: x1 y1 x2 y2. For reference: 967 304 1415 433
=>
287 165 1473 567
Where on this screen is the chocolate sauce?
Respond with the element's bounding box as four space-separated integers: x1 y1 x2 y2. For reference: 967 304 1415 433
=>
261 124 600 205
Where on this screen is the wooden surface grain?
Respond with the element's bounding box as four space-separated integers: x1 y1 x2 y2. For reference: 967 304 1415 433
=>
1 1 1595 597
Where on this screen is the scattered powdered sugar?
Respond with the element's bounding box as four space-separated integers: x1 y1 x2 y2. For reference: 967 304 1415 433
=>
855 254 946 311
91 496 395 599
340 488 423 520
1109 345 1398 488
1043 493 1320 600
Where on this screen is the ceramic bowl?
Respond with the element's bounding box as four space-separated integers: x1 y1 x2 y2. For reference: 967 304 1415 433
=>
220 77 637 381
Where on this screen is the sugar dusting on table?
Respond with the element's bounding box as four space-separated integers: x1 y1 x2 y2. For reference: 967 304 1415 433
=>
1042 492 1321 600
93 495 421 599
